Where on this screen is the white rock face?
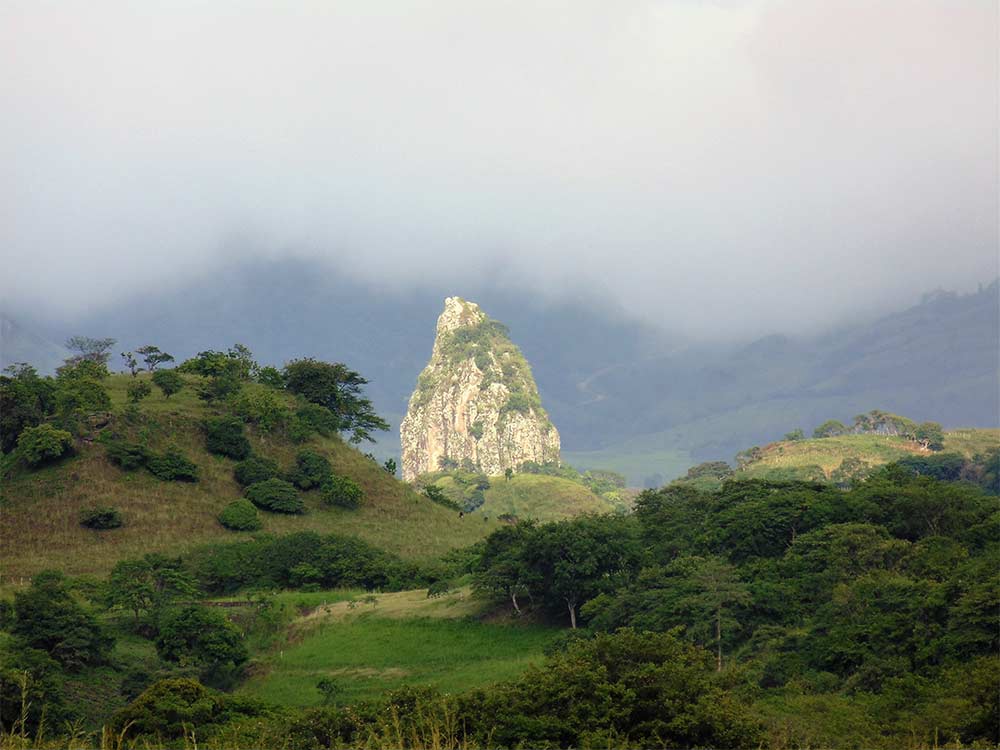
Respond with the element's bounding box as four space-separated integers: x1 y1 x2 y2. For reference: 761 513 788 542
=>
400 297 561 481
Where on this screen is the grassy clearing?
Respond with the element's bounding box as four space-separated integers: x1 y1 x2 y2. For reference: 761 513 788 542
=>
1 374 499 578
239 594 558 706
740 430 1000 481
475 473 613 521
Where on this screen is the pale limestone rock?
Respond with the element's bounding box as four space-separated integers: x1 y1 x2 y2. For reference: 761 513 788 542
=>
400 297 560 481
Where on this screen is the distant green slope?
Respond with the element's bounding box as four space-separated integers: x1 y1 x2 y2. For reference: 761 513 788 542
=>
0 374 500 578
427 471 616 522
739 429 999 483
478 473 615 521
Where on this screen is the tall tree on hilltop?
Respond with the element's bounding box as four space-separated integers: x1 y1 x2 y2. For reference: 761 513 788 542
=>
65 336 116 367
136 345 175 372
283 358 389 443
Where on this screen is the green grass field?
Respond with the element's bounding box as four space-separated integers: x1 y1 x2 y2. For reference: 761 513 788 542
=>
1 373 499 578
239 587 558 706
430 472 615 522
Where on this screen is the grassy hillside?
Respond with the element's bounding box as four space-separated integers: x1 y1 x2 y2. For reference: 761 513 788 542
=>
427 471 616 522
478 473 615 521
1 374 499 578
239 586 558 707
739 429 999 483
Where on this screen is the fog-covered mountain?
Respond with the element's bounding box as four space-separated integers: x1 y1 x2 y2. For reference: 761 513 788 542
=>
5 260 996 483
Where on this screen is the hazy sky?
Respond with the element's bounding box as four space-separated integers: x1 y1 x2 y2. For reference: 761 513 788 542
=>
2 0 997 337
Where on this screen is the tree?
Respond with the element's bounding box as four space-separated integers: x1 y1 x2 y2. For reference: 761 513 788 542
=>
0 365 56 453
11 571 113 670
460 629 762 749
522 515 641 628
135 345 174 372
915 422 945 451
582 556 752 671
16 423 73 466
671 556 751 671
152 369 184 398
155 606 248 684
197 374 242 403
813 419 848 438
64 336 116 367
504 467 514 481
0 647 67 736
283 359 389 443
784 428 805 441
230 385 288 432
473 521 539 615
178 345 257 380
121 350 141 376
106 555 197 629
126 379 152 404
383 458 397 475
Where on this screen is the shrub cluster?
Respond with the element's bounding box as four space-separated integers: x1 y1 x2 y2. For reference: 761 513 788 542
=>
186 531 427 594
80 507 123 530
322 474 364 509
16 424 73 467
287 449 332 490
218 499 262 531
233 455 280 487
102 436 198 482
204 417 251 460
244 478 303 514
145 449 199 481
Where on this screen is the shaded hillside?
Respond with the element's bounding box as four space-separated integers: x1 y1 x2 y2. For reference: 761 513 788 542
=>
568 283 999 481
1 373 499 578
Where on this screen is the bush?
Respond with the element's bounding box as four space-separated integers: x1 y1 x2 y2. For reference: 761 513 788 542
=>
102 436 149 470
245 478 304 514
234 455 280 487
197 375 242 403
218 499 263 531
126 380 152 403
113 678 265 740
322 474 364 509
16 423 73 466
151 369 184 398
80 506 123 529
288 449 332 490
146 449 199 481
204 416 251 460
114 678 220 740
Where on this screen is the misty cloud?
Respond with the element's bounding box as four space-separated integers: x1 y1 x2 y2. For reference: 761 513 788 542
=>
2 0 996 337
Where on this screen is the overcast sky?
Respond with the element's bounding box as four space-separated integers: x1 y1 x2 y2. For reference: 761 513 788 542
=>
2 0 997 337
